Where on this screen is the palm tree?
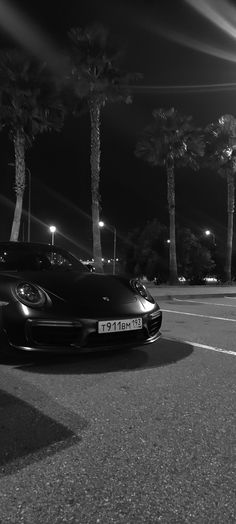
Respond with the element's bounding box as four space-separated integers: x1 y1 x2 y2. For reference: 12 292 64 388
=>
68 24 135 273
204 114 236 282
135 107 204 284
0 49 65 241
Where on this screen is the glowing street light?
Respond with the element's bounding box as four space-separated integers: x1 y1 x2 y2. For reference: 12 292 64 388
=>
49 225 56 246
99 220 117 275
204 229 216 245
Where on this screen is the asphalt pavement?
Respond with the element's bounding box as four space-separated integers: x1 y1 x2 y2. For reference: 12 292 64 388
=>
1 286 236 522
1 331 236 523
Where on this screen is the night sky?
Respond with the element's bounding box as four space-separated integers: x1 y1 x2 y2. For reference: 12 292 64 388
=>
0 0 236 259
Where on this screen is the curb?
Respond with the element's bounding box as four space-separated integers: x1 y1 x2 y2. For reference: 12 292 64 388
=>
152 293 236 301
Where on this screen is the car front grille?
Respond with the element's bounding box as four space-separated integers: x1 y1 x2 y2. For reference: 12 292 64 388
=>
27 320 83 347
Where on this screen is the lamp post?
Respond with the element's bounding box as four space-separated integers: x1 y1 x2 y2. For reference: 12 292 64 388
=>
49 225 56 246
112 226 117 275
204 229 216 245
99 220 117 275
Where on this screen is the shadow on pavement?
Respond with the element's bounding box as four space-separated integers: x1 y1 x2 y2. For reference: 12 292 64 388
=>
0 386 88 477
4 338 194 375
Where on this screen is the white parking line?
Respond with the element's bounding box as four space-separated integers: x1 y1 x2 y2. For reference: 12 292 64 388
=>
164 337 236 356
173 298 236 307
184 341 236 357
161 309 236 322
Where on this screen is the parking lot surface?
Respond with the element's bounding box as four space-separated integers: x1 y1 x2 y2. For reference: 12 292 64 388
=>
159 294 236 353
0 291 236 523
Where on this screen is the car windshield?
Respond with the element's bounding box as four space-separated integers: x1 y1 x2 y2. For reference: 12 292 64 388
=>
0 246 88 272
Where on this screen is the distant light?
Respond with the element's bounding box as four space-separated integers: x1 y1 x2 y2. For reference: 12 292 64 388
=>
116 258 119 261
205 230 211 236
167 239 170 243
204 276 218 283
49 225 56 233
108 259 111 263
99 221 105 227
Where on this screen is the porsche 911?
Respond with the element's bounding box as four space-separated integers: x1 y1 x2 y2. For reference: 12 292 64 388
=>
0 242 162 354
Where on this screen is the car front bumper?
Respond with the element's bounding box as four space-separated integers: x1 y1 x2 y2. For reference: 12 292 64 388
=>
5 308 162 353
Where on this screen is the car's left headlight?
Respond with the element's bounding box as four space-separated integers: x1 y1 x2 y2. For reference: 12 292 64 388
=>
130 279 155 303
15 282 46 307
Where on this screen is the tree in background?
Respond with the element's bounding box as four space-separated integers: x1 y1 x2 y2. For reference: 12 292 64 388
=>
123 219 169 281
0 49 65 241
68 24 137 272
135 107 204 284
123 219 214 283
176 227 215 283
204 114 236 282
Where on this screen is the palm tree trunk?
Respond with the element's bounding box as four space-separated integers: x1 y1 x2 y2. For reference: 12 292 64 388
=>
10 130 26 242
225 172 235 282
167 163 178 284
89 97 104 273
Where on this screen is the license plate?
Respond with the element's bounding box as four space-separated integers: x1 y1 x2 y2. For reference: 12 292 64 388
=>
98 317 142 334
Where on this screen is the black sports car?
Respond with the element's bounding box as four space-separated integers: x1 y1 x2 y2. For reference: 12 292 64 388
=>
0 242 162 353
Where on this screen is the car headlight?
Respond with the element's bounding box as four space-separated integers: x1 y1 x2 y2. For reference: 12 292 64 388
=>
130 279 155 303
15 282 46 307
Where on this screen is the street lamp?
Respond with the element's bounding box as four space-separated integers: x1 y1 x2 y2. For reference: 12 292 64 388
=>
49 225 56 246
204 229 216 246
112 226 117 275
99 220 117 275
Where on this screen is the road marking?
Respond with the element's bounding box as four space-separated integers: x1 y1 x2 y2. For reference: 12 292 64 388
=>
225 296 236 299
161 309 236 322
173 298 236 307
165 337 236 356
184 340 236 357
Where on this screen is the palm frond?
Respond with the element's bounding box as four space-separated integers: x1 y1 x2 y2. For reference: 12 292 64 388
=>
135 107 204 170
0 48 65 144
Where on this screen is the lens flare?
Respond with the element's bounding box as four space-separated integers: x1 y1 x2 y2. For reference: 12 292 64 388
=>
0 0 68 76
141 0 236 66
146 21 236 64
130 82 236 93
185 0 236 40
0 193 92 256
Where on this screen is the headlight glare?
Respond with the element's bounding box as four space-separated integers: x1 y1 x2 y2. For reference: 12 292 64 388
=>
15 282 46 307
130 279 154 303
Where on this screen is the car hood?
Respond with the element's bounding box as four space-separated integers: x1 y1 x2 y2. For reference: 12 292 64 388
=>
5 270 138 305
